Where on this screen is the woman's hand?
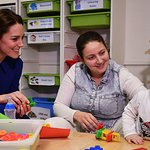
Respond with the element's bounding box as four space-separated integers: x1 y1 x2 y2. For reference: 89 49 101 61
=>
16 103 30 117
4 91 31 116
125 134 144 144
73 111 99 132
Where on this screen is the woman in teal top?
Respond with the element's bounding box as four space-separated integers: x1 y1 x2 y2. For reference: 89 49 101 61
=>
0 9 30 118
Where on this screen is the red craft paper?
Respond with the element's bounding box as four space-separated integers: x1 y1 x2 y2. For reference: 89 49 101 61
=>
40 126 70 139
132 148 147 150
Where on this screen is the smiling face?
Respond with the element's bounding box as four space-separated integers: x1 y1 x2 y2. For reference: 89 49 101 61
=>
0 23 24 61
82 41 109 78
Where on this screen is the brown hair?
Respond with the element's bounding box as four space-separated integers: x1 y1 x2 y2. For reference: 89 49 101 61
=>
76 31 108 59
0 9 23 38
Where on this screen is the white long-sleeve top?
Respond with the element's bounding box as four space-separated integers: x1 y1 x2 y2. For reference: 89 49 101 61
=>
122 90 150 139
54 63 146 126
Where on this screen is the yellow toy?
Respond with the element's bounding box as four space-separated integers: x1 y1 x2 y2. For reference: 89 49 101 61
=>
43 123 50 127
96 123 120 142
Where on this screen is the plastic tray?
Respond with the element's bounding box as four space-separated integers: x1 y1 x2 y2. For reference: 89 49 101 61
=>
67 12 110 29
27 31 60 44
66 0 110 13
22 0 60 17
23 16 60 31
0 119 44 150
65 60 79 67
23 73 60 86
27 97 54 120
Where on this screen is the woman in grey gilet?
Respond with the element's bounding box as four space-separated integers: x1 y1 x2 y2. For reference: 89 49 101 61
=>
46 31 146 134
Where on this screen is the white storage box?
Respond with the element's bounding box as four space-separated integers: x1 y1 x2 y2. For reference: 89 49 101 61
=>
0 119 44 150
27 31 60 44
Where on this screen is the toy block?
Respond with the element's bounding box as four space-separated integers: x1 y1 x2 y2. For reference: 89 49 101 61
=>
112 132 120 142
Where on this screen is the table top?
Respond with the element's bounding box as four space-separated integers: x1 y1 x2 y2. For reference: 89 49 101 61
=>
37 131 150 150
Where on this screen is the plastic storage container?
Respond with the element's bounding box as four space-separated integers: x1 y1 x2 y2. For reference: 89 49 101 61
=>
32 97 55 102
23 16 60 31
27 97 54 120
22 0 60 17
23 73 60 86
27 31 60 44
0 119 44 150
67 12 110 29
66 0 110 13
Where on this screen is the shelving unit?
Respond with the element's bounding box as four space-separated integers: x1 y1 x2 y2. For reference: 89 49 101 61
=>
19 0 61 99
0 0 149 99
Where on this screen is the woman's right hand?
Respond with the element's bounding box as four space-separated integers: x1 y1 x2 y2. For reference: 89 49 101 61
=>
73 111 99 132
1 91 31 116
125 134 144 144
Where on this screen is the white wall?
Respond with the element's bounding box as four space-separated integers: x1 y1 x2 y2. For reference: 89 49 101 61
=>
111 0 150 88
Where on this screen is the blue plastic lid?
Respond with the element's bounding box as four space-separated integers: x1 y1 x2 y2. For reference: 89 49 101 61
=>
5 102 15 109
95 145 103 150
90 147 95 150
85 146 103 150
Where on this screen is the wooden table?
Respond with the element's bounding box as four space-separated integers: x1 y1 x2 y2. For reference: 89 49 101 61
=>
37 131 150 150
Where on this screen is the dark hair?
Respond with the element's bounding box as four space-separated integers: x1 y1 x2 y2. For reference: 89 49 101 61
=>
76 31 108 59
0 9 23 38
